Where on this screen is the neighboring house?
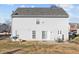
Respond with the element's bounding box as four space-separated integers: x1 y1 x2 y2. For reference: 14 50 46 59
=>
0 23 11 33
0 23 11 39
11 6 69 41
69 23 79 35
69 23 77 32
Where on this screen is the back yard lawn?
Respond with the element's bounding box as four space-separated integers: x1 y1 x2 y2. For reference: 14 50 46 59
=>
0 39 79 54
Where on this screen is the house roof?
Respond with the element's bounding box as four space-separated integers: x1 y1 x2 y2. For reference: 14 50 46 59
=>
12 7 69 18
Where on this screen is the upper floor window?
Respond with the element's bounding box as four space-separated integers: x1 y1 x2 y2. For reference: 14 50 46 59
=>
36 20 40 24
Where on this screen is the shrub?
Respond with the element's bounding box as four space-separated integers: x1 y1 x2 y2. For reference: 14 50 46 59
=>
70 37 79 44
74 37 79 41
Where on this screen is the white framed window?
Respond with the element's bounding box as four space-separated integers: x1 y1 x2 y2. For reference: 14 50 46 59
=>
32 30 36 39
36 20 40 24
60 30 62 34
42 31 47 39
58 30 62 34
58 30 59 34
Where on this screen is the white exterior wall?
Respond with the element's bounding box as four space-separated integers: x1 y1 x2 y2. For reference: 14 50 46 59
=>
11 18 69 41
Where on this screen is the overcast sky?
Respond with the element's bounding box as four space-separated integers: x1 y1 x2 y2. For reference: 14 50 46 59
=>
0 4 79 23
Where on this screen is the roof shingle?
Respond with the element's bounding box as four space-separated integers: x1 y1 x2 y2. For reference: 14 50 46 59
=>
12 7 69 18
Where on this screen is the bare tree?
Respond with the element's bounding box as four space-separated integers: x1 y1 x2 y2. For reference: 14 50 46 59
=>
0 19 11 33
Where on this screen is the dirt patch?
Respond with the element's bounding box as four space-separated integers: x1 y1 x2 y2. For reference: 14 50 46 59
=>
1 48 22 54
0 40 79 54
